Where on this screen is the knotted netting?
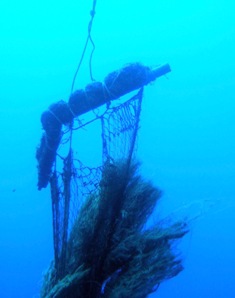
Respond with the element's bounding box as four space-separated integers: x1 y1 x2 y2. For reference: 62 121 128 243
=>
101 88 143 164
37 63 188 298
49 86 144 281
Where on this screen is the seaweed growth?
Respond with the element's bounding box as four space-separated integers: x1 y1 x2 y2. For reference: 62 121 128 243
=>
40 161 188 298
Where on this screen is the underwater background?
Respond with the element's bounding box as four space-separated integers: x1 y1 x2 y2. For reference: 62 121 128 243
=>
0 0 234 297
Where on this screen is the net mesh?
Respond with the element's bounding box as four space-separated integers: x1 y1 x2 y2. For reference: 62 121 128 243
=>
39 64 188 298
101 89 143 164
50 88 143 280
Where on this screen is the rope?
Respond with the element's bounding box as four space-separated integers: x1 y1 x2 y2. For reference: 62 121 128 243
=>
70 0 98 95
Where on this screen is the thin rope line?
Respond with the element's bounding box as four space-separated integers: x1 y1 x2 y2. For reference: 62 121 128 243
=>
70 0 97 95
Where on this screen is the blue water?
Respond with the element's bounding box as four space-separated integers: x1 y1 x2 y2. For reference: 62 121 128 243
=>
0 0 235 297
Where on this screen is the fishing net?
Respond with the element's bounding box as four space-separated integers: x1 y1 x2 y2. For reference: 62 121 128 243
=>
48 87 143 281
37 63 188 298
36 63 170 190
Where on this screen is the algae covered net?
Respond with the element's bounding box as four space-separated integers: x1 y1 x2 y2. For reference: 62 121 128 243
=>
37 63 188 298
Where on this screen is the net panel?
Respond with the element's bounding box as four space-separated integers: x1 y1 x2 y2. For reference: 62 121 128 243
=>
101 89 143 164
50 88 144 280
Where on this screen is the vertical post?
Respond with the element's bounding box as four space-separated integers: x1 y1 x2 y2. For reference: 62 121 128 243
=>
50 170 61 278
59 149 73 278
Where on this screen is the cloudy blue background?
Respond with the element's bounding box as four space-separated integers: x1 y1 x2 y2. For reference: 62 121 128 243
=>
0 0 234 297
